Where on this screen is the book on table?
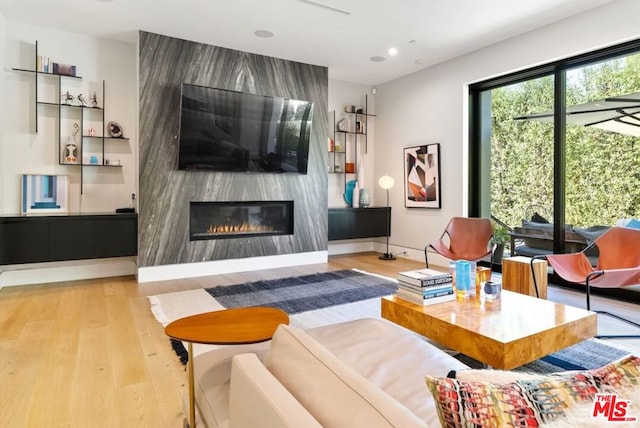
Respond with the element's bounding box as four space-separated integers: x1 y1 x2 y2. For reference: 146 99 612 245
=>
397 282 453 297
395 288 455 305
397 268 452 287
396 280 453 293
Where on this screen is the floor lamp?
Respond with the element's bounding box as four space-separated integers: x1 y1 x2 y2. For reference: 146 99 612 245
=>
378 175 395 260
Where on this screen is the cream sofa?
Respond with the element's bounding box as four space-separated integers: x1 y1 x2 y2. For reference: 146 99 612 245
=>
187 317 469 428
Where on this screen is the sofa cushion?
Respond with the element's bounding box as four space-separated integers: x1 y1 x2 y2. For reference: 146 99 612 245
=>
306 318 468 425
426 355 640 427
229 353 322 428
192 342 270 428
263 323 426 427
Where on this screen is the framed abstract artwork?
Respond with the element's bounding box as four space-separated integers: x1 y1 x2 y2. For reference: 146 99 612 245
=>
403 143 441 208
21 174 69 214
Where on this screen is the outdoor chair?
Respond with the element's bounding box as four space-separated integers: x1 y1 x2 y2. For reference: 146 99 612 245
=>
531 226 640 339
425 217 495 269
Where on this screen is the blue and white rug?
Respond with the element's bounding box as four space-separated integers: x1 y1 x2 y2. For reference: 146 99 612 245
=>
149 268 632 370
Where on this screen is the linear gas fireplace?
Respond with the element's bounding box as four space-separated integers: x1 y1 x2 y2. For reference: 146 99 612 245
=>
190 201 294 241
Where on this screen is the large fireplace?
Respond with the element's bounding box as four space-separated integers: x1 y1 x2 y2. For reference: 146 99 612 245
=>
190 201 294 241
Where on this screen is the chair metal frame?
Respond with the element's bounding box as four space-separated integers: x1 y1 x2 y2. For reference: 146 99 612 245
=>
424 216 496 272
531 226 640 339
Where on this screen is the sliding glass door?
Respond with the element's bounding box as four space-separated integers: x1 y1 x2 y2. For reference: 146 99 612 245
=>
470 39 640 258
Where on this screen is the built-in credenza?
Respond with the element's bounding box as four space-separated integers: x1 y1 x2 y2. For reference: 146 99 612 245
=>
328 207 390 241
0 213 137 265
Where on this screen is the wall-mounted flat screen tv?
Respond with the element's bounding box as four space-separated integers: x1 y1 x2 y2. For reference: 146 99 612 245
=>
178 84 313 173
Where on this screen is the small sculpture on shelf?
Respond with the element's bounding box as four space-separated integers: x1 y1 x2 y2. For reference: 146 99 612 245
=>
336 118 350 132
107 121 123 138
90 92 98 108
61 91 74 105
64 138 78 164
77 93 87 107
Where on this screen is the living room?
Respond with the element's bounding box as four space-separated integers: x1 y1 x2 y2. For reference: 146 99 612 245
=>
2 1 640 427
2 1 640 285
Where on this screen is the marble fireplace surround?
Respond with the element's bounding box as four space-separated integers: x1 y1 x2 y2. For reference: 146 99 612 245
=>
137 32 329 282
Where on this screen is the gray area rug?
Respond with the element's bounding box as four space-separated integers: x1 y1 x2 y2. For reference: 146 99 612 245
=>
454 339 630 373
205 269 397 313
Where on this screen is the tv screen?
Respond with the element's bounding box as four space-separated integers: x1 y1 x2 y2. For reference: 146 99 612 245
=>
178 84 313 173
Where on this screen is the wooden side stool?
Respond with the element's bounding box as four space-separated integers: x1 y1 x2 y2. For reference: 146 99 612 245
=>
502 256 548 298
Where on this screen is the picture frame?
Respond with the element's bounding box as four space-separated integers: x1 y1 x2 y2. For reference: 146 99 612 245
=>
21 174 69 214
403 143 441 208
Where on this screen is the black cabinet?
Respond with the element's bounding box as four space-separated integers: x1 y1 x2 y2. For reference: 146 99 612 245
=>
328 207 390 240
0 213 137 265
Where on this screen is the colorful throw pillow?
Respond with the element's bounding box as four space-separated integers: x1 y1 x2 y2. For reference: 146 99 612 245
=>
426 355 640 427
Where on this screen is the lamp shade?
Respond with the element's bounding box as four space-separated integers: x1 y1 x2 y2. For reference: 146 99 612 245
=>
378 175 395 190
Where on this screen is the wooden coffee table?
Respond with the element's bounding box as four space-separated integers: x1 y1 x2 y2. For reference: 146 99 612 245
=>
165 306 289 428
381 290 596 370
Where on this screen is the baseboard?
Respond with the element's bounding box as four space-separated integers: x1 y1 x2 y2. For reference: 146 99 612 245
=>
0 257 138 287
137 251 329 283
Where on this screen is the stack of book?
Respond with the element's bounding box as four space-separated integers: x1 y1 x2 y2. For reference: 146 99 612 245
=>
395 268 455 305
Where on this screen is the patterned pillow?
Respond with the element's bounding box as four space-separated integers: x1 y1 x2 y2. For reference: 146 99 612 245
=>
425 355 640 427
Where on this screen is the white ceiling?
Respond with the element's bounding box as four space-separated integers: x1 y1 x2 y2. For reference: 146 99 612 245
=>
0 0 615 85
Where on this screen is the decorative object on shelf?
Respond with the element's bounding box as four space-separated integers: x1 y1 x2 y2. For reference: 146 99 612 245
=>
352 181 360 208
72 122 80 143
107 121 123 138
90 155 99 164
62 91 74 105
90 91 98 108
345 105 355 113
403 143 441 209
343 179 357 206
21 174 69 214
345 162 355 173
77 93 87 106
378 174 395 260
328 137 334 152
64 140 78 164
334 143 342 152
52 63 77 77
336 118 349 132
88 127 96 137
356 108 364 114
359 188 370 208
105 158 111 165
334 164 341 172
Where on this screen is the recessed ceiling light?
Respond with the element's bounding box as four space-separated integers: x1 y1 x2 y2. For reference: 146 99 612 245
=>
254 30 275 38
388 47 398 56
414 59 423 65
408 40 417 45
370 56 386 62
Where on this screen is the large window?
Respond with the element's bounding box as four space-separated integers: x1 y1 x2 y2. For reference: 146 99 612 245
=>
470 40 640 255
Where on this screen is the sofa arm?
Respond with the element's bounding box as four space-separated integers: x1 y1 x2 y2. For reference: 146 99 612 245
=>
229 353 322 428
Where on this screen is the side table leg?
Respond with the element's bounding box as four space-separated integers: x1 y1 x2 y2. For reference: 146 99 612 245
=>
188 341 196 428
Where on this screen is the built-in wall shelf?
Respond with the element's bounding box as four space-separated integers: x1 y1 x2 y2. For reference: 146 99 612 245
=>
328 207 390 240
12 40 130 193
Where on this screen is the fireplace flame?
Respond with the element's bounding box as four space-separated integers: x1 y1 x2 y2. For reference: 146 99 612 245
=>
206 221 274 235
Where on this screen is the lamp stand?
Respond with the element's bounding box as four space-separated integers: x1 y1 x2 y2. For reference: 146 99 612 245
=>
379 188 395 261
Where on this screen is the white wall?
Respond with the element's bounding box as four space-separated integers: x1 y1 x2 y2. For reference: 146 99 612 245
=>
2 23 137 215
374 0 640 265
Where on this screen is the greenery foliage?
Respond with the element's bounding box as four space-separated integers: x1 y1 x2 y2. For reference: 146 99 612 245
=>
490 54 640 228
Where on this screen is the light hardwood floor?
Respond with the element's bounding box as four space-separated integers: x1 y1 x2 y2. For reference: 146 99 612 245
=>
1 252 639 427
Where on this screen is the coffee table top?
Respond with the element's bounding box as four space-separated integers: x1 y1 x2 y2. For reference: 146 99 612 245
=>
381 290 597 369
165 306 289 345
